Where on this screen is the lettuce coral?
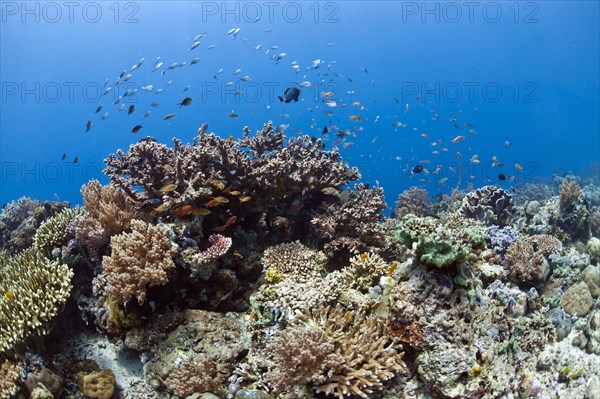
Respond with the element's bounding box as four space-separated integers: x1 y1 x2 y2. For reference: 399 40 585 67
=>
102 219 177 305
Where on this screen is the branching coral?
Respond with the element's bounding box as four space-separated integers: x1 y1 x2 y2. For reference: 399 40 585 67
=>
102 219 176 305
311 184 387 255
461 185 514 226
0 247 73 353
0 359 21 399
269 306 406 399
164 360 223 397
394 186 432 218
267 324 344 396
261 241 326 281
342 252 389 292
34 207 79 256
104 122 359 215
559 181 591 239
504 240 549 286
190 234 232 270
73 180 142 251
531 234 563 256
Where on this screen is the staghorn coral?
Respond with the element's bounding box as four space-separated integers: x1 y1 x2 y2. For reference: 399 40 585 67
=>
461 185 514 226
312 183 387 255
261 241 326 281
190 233 232 270
504 240 549 286
267 324 344 397
102 219 177 305
267 306 406 399
393 186 432 218
0 359 21 399
531 234 563 256
164 360 224 397
0 247 73 353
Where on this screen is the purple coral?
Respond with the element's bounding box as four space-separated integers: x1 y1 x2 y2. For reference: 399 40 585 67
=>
486 225 517 255
461 185 515 226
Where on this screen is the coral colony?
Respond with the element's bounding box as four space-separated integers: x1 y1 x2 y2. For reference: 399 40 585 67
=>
1 121 599 399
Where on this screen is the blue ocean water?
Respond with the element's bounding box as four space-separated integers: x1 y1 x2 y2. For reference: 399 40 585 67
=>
1 1 598 208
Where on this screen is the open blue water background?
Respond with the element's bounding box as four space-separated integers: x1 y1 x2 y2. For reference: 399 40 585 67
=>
1 1 598 208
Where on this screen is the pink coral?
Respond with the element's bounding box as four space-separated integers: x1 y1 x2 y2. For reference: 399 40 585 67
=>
103 219 176 304
191 234 232 270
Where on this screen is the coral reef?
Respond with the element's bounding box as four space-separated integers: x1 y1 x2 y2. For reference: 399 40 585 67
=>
559 180 591 240
267 306 406 399
261 241 326 281
0 359 20 399
311 183 387 256
504 240 549 286
73 180 142 252
102 219 177 305
0 247 73 353
461 185 515 226
393 186 432 218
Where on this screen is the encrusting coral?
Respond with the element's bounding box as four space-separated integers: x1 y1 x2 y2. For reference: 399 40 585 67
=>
102 219 177 305
266 306 406 399
0 247 73 353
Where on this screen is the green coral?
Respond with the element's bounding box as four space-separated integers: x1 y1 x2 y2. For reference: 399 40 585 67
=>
417 235 468 269
34 207 80 256
0 247 73 353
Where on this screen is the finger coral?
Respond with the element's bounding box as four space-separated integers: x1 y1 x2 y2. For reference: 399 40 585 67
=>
102 219 177 305
342 252 389 292
0 247 73 353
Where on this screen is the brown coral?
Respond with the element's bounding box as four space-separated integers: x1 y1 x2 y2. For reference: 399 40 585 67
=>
504 240 549 285
164 360 224 397
267 325 344 396
102 219 176 304
342 252 389 292
269 306 406 398
0 359 20 399
312 184 387 255
531 234 563 256
394 186 432 218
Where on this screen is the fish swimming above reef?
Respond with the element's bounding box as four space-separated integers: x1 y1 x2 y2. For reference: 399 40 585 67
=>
85 120 92 132
412 164 423 174
177 97 193 107
128 105 135 115
278 87 300 103
131 124 143 134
